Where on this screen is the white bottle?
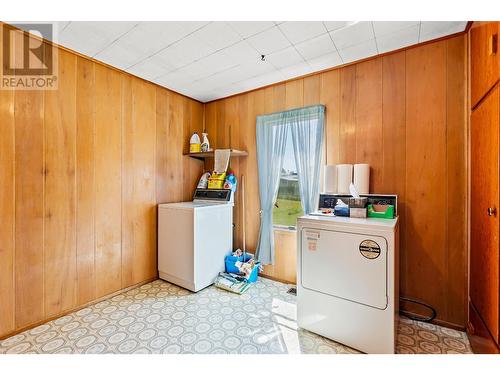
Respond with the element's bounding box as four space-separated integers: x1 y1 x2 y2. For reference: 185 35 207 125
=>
201 133 210 152
197 172 211 189
189 132 201 153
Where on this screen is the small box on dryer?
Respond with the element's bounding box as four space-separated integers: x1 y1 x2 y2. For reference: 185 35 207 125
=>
348 197 367 218
349 208 367 218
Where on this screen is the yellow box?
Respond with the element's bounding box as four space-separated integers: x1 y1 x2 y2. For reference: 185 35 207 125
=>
208 172 226 189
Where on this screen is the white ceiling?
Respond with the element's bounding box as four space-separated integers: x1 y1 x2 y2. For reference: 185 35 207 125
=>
18 21 467 102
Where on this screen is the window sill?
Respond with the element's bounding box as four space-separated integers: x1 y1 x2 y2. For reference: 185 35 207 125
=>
273 225 297 233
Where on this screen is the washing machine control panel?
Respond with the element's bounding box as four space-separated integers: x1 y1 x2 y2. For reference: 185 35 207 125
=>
193 188 232 202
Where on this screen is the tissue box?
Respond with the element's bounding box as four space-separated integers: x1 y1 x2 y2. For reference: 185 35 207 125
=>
334 206 349 217
350 208 367 218
348 197 368 208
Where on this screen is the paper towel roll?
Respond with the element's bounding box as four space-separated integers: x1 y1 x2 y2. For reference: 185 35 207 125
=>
353 163 370 194
323 165 337 193
336 164 353 194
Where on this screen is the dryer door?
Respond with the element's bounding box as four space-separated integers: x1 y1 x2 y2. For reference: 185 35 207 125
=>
301 228 388 309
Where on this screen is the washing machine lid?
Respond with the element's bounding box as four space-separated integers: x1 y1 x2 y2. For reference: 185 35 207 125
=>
158 201 232 210
300 227 388 310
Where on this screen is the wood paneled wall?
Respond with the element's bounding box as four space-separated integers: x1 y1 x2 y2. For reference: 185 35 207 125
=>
0 27 204 338
204 35 468 328
0 25 468 335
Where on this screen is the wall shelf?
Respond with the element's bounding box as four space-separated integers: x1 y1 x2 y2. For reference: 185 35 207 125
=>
184 149 248 160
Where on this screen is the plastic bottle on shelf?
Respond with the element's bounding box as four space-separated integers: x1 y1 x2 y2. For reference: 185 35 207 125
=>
201 133 210 152
189 132 201 153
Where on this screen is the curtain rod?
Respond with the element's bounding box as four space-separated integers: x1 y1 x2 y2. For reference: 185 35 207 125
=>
256 104 325 119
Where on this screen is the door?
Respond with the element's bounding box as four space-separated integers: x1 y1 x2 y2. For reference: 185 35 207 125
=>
471 22 500 108
470 85 500 345
300 227 387 309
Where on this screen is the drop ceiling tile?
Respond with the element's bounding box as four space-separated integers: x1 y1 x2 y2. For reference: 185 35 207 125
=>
126 57 176 81
323 21 353 32
202 81 248 101
193 22 242 51
188 91 216 102
307 50 343 71
193 69 238 88
330 21 375 50
376 24 420 54
226 21 275 38
176 52 237 81
196 65 249 87
174 63 211 82
239 57 276 77
246 26 291 55
278 21 327 44
237 69 285 91
196 51 238 75
419 21 467 42
295 33 336 60
338 39 378 64
184 79 215 94
94 44 142 70
279 61 313 80
95 22 209 69
154 70 197 91
59 21 138 57
154 33 217 69
266 46 304 69
53 21 71 35
221 40 260 64
71 22 210 72
372 21 420 37
153 43 197 70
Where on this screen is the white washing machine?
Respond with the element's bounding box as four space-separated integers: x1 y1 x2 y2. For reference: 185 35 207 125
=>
297 212 399 354
158 189 233 292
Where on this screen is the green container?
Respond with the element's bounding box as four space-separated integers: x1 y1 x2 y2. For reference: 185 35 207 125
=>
367 204 395 219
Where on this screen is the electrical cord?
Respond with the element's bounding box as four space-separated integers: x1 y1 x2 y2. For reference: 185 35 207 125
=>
399 296 437 323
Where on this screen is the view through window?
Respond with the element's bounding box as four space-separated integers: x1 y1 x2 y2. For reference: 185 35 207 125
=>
273 134 303 228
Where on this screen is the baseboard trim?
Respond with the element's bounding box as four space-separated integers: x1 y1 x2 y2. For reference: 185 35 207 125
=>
259 273 295 285
467 300 500 353
0 277 157 341
428 318 465 332
398 308 465 331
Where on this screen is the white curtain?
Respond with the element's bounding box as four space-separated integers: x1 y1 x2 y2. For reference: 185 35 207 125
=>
255 116 289 265
290 106 325 214
255 105 325 265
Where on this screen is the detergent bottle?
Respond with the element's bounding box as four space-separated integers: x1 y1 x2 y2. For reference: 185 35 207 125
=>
201 133 210 152
189 132 201 153
224 169 237 192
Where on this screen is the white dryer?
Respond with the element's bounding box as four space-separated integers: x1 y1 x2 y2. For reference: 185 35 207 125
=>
158 189 233 292
297 214 399 354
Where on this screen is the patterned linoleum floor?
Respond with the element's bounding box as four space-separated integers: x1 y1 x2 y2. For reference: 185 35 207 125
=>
0 278 471 354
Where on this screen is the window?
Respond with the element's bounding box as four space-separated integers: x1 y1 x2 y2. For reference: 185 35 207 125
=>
273 135 304 229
